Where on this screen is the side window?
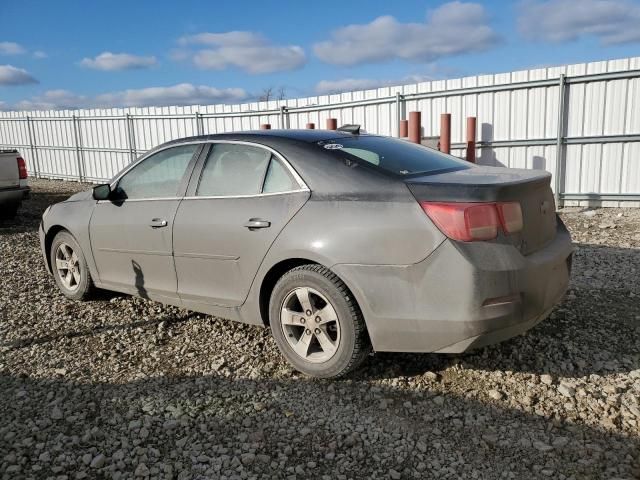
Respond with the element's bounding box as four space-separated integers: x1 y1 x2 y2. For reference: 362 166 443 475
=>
116 145 198 200
263 157 297 193
197 144 271 196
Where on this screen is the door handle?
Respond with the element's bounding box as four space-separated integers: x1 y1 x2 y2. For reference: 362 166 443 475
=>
244 218 271 229
150 218 168 228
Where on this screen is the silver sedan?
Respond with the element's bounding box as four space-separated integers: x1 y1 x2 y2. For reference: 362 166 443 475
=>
40 129 573 378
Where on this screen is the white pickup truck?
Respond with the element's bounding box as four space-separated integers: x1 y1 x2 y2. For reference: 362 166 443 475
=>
0 149 30 219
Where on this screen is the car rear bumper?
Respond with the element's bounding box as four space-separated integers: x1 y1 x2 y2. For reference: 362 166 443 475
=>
0 185 30 204
332 219 573 353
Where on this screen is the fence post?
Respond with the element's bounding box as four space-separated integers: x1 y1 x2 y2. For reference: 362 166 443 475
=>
440 113 451 154
399 119 408 138
25 115 40 178
395 92 404 137
279 106 289 129
408 111 422 144
554 74 567 208
126 113 137 162
466 116 477 163
195 112 204 135
72 115 84 182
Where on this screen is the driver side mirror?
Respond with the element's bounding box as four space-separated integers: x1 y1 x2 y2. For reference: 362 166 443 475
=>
92 183 112 201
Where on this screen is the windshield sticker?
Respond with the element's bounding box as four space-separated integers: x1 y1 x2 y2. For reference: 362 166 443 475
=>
323 143 343 150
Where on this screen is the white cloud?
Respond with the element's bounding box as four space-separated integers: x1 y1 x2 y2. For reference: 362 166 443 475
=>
33 51 47 59
80 52 158 71
313 2 499 66
0 65 38 85
315 72 443 95
175 31 306 74
5 83 247 111
0 41 26 55
518 0 640 45
316 78 393 94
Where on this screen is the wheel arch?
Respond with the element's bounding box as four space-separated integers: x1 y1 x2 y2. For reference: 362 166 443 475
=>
258 258 319 326
257 257 369 333
44 224 71 274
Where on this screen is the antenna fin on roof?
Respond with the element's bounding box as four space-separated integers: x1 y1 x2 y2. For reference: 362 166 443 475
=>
337 124 360 134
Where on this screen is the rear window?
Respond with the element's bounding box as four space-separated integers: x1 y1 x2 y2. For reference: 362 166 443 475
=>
317 136 470 176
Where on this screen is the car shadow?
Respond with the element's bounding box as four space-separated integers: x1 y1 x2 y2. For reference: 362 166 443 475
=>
0 371 637 478
0 312 198 350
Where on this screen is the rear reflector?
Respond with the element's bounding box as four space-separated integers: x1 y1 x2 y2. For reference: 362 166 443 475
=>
420 201 523 242
17 157 28 179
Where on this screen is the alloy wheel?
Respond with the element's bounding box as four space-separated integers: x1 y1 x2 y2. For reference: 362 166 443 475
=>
55 242 81 291
280 287 341 363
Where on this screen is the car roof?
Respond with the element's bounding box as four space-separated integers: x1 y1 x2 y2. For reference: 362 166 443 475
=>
164 129 369 148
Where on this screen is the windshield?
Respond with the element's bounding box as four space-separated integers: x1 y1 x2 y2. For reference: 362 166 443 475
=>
317 135 470 176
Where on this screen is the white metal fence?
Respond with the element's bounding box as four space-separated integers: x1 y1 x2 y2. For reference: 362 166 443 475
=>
1 56 640 206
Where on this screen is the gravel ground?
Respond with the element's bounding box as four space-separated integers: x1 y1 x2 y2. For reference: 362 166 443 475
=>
1 179 639 480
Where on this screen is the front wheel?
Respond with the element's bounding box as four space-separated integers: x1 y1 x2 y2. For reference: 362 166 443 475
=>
269 264 371 378
50 231 95 301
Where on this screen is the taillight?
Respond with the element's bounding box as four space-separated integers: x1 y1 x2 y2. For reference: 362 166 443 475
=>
497 202 523 234
17 157 28 180
420 201 523 242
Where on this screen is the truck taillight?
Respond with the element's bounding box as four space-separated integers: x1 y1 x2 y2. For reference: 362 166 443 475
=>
17 157 28 179
420 201 523 242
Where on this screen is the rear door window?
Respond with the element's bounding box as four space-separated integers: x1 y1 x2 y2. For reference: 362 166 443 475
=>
262 157 297 193
197 144 271 196
318 136 470 177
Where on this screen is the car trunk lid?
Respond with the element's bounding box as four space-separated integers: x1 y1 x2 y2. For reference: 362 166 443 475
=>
406 166 557 255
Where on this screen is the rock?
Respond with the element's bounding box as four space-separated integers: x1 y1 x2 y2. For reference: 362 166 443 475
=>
423 372 440 381
482 434 499 446
51 406 63 420
134 463 150 477
628 405 640 418
389 469 402 479
533 441 554 452
540 374 554 385
552 436 569 448
90 454 106 469
241 453 256 465
433 396 445 406
558 384 576 398
488 390 504 401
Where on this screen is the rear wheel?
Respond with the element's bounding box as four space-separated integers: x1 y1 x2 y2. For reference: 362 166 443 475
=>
50 231 95 301
269 264 370 378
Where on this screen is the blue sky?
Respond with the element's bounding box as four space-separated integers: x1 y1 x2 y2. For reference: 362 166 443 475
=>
1 0 639 110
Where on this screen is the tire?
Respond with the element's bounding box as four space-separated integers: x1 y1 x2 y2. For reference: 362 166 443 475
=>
50 230 95 301
0 203 19 220
269 264 371 378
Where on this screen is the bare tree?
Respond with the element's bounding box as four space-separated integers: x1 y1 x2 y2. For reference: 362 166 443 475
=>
258 86 287 102
258 87 274 102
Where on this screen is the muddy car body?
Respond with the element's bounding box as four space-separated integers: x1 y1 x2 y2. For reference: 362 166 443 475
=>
40 129 573 377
